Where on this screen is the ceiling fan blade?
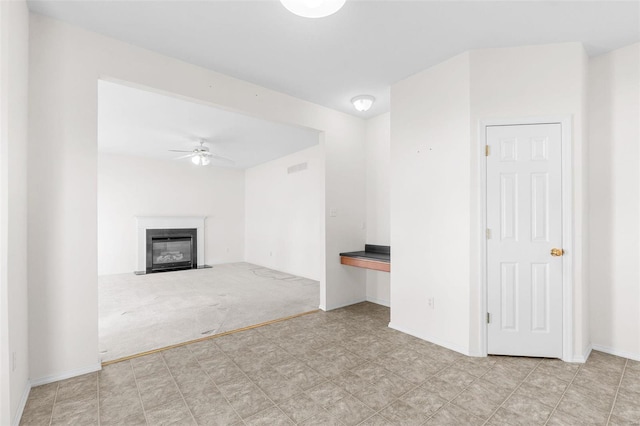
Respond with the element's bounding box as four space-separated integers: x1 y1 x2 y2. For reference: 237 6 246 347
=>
168 149 193 153
174 153 194 160
210 154 236 164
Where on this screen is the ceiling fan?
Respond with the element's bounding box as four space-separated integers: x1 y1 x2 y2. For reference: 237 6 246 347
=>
169 139 234 166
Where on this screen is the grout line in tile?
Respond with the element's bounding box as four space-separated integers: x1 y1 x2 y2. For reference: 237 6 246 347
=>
187 341 251 425
264 322 374 423
96 370 101 426
130 360 151 425
47 383 60 426
160 352 198 425
480 359 544 426
543 361 583 425
424 358 500 425
359 352 469 425
231 347 327 425
311 327 390 424
606 358 628 426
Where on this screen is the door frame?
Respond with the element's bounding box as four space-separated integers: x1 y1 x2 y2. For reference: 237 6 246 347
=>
478 116 574 362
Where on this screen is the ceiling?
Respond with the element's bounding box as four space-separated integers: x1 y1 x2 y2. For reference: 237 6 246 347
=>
28 1 640 118
98 80 320 169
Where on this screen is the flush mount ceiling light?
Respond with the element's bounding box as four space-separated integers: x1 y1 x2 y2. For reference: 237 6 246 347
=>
351 95 375 112
280 0 346 18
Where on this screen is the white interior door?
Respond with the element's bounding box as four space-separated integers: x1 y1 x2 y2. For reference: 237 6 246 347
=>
486 123 563 358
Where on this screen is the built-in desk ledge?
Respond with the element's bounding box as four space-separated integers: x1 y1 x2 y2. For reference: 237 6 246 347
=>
340 244 390 272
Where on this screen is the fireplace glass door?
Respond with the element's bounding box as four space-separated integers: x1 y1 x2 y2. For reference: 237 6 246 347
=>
145 228 198 273
151 237 192 270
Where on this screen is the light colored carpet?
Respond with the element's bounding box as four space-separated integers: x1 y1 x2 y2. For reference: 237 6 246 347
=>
99 262 319 362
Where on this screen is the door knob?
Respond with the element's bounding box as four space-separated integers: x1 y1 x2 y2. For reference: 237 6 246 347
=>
550 248 564 257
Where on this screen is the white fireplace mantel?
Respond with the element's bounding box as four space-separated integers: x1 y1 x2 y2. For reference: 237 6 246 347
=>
136 216 206 272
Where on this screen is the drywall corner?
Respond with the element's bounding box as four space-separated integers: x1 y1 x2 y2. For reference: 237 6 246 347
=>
0 1 30 424
588 42 640 359
365 112 390 306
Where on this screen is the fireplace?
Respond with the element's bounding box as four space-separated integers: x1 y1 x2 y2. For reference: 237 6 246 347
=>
135 216 207 274
146 228 197 273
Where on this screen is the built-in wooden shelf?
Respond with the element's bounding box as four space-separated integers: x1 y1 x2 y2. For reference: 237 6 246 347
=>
339 244 390 273
340 256 390 272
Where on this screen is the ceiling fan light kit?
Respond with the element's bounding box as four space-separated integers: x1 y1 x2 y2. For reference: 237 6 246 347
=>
191 154 210 166
351 95 375 112
169 139 234 167
280 0 346 18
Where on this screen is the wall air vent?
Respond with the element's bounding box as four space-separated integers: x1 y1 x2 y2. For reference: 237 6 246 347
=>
287 162 308 174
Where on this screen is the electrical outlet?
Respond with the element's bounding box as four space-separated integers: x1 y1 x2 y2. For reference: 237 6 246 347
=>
427 297 435 309
329 208 338 217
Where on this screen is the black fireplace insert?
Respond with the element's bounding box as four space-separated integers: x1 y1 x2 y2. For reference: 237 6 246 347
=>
146 228 197 273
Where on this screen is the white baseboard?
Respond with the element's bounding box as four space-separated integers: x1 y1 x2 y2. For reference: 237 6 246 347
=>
592 344 640 362
12 381 31 426
467 349 485 358
560 343 591 363
388 322 470 356
365 296 390 307
318 304 326 311
30 363 102 387
570 344 592 363
324 298 367 311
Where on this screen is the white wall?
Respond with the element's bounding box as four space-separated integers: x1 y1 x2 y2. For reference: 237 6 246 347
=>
588 43 640 360
0 0 30 424
390 53 472 353
98 153 245 275
245 145 322 281
28 14 365 382
365 113 390 306
391 43 589 359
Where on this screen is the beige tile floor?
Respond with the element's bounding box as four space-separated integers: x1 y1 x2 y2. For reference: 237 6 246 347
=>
21 302 640 425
